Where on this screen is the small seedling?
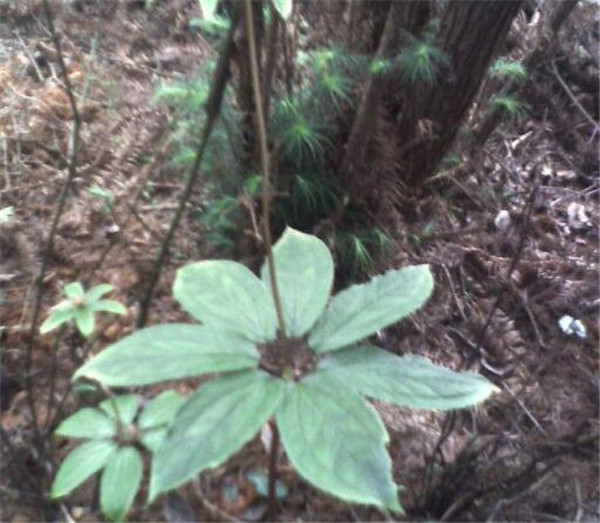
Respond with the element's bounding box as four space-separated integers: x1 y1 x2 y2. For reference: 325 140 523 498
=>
395 25 449 86
65 228 498 517
52 391 185 522
89 186 115 214
490 95 529 121
489 58 527 82
40 282 127 338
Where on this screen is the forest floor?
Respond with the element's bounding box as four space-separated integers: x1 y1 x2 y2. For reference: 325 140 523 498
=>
1 2 598 522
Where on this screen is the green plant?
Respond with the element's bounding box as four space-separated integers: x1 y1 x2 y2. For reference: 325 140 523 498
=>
59 228 498 517
52 391 185 521
40 282 127 338
489 58 527 82
335 227 393 276
89 186 115 213
272 98 331 168
271 0 292 19
395 23 449 86
490 94 529 120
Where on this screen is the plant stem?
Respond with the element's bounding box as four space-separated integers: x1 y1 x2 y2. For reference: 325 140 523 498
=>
244 0 287 338
267 420 280 522
245 2 286 520
137 6 240 328
23 0 83 455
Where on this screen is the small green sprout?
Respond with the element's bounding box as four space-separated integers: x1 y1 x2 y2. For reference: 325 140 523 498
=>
489 58 527 82
490 95 529 121
89 186 115 214
40 282 127 338
52 392 185 522
369 59 390 76
395 39 449 86
70 228 499 514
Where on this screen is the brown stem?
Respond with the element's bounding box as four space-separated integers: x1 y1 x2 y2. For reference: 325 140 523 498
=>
23 0 83 454
267 420 280 521
137 6 240 328
245 0 287 338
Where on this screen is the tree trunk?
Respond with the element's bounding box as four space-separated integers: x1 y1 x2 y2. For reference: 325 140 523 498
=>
341 0 431 200
395 0 523 183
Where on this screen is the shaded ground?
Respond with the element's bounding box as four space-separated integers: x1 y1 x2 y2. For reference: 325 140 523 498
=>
1 1 598 522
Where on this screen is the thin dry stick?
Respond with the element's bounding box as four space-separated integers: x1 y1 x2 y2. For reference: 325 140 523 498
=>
551 61 599 132
137 6 240 328
22 0 82 451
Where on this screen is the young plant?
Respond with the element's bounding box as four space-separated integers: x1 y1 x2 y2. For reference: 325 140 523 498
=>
272 98 330 168
40 282 127 338
490 94 529 121
489 58 527 82
68 228 498 515
52 391 185 522
89 186 115 214
395 23 449 86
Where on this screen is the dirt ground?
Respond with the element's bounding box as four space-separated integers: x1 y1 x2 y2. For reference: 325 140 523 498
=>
1 1 598 522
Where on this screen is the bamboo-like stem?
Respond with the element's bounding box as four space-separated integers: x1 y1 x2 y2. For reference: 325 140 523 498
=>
245 0 287 338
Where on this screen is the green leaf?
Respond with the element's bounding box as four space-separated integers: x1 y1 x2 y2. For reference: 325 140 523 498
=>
318 345 500 410
64 282 85 299
100 447 143 522
261 228 334 337
51 440 118 499
150 370 284 500
55 408 117 439
272 0 292 19
309 265 433 352
139 391 186 452
91 300 128 315
99 395 141 426
40 307 75 334
246 469 288 500
173 261 277 343
199 0 219 21
74 307 95 338
276 374 401 512
86 284 114 302
74 325 259 387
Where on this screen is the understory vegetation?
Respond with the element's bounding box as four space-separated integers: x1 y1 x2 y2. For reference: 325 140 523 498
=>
0 0 598 522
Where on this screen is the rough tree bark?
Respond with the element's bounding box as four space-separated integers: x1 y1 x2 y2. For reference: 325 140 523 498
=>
394 0 523 184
